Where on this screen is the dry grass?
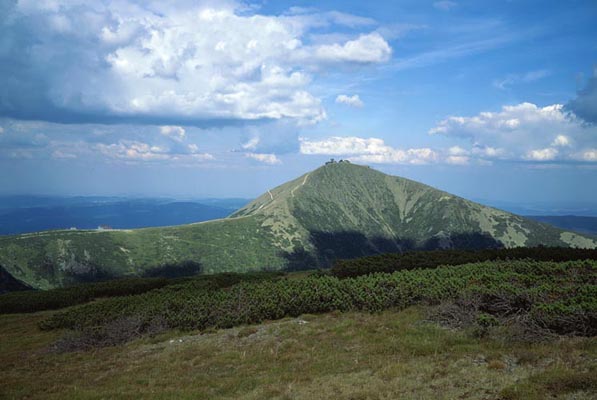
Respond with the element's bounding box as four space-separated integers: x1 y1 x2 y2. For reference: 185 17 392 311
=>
1 307 595 399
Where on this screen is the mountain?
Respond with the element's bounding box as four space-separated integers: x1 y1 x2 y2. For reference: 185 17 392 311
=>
1 162 595 289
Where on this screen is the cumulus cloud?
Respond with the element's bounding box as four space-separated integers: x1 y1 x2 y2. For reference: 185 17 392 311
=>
429 102 597 163
580 149 597 161
0 1 391 125
566 67 597 124
552 135 571 147
472 145 504 158
95 140 213 163
160 126 186 142
299 136 439 165
448 146 468 156
445 146 469 165
96 141 171 161
0 118 221 164
245 153 281 164
525 148 558 161
445 155 469 165
313 33 391 64
335 94 364 108
300 136 388 156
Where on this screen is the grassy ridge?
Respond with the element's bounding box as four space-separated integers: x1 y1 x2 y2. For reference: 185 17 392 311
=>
41 260 597 338
0 215 285 290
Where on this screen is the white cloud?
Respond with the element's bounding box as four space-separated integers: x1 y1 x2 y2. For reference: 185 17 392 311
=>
313 33 391 64
185 143 214 160
189 153 215 161
445 155 469 165
95 140 213 163
245 153 281 164
471 145 504 158
551 134 571 147
429 102 566 137
0 127 4 134
525 148 558 161
241 137 260 151
433 1 458 11
1 2 392 125
448 146 468 156
96 141 170 161
445 146 469 164
579 149 597 162
429 102 597 163
300 136 387 156
0 118 222 163
160 126 186 142
335 94 364 108
299 136 439 165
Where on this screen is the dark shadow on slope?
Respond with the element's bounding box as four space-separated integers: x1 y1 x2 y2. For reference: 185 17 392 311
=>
27 258 118 287
422 232 504 251
307 231 406 267
142 260 203 278
281 230 504 271
281 231 411 271
0 265 32 294
63 263 117 285
282 247 319 272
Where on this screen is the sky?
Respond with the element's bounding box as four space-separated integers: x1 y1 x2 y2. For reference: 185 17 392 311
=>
0 0 596 204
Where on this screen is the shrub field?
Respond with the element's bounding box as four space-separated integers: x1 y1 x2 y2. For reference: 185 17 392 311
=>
330 247 597 278
0 271 282 314
40 260 597 338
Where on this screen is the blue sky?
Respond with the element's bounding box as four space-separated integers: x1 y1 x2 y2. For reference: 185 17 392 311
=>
0 0 596 204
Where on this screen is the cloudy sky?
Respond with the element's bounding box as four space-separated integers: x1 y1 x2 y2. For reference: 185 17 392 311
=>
1 0 596 204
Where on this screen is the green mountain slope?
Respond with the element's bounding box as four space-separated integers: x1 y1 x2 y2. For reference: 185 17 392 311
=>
1 162 595 289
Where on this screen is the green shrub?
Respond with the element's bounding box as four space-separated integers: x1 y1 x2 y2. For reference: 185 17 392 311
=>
330 247 597 278
0 277 173 314
40 260 597 341
0 271 283 314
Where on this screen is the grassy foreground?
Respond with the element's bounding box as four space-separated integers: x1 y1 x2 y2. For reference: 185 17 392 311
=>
1 259 596 399
1 307 596 399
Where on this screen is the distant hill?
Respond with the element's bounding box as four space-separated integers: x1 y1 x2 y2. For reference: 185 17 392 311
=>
0 162 595 289
472 198 597 217
525 215 597 235
0 197 250 235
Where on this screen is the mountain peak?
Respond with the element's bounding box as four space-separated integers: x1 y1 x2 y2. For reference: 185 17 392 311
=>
233 163 596 252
